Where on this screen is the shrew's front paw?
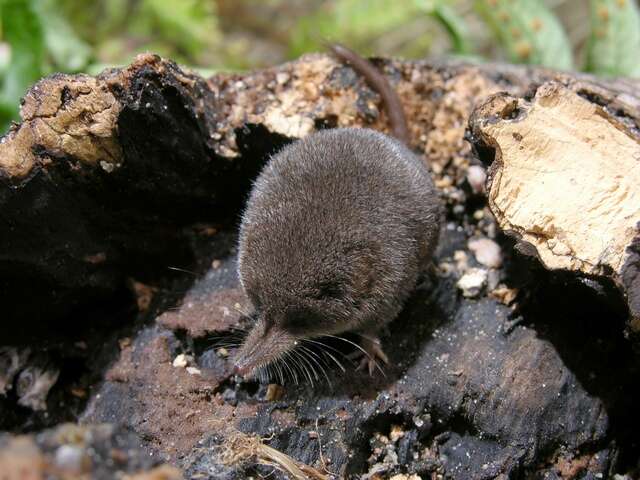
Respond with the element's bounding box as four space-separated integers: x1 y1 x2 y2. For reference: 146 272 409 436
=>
350 335 389 376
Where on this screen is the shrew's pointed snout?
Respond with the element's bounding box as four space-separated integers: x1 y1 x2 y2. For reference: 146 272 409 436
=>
230 323 265 379
232 362 250 377
231 348 254 378
231 321 297 382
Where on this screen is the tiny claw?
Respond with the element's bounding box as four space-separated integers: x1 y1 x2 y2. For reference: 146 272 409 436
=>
354 335 389 377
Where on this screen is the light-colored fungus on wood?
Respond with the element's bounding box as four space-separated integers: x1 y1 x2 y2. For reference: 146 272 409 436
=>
475 82 640 278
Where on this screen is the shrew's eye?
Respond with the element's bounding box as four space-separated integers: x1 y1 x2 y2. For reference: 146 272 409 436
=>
283 307 323 333
312 280 344 300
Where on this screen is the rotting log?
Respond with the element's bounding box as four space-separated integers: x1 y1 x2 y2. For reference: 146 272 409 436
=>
468 77 640 338
0 55 288 336
1 53 640 478
3 51 639 337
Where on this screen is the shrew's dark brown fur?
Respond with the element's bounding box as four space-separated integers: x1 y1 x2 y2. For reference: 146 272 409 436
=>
233 128 442 378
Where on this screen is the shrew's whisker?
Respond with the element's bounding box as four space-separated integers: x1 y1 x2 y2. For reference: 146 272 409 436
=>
302 339 349 372
291 348 315 386
299 345 332 388
323 334 372 359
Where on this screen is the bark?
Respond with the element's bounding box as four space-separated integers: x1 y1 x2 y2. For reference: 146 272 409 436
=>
468 76 640 338
1 53 640 479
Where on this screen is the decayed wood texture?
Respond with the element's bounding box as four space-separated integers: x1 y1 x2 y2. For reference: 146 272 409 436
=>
2 52 639 334
468 75 640 335
1 53 640 478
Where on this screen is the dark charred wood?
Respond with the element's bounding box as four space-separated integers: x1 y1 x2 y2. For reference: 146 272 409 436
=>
1 53 639 479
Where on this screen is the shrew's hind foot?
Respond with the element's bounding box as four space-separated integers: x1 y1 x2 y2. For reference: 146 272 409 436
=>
348 334 390 376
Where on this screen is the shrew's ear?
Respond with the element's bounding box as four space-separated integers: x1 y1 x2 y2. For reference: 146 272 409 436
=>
352 255 377 297
343 240 382 299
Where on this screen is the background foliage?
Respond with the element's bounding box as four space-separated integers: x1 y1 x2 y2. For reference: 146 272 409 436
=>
1 0 640 133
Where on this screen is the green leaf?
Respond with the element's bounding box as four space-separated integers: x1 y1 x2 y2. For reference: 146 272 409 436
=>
0 0 46 132
32 0 92 72
0 43 10 77
475 0 574 70
289 0 426 57
414 0 473 54
140 0 220 58
586 0 640 76
430 3 473 54
333 0 420 38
